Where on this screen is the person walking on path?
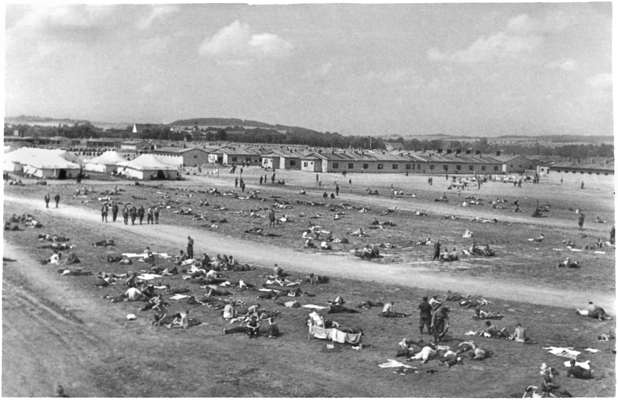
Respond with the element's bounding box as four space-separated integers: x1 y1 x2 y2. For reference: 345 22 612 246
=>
578 212 585 230
268 207 276 228
44 193 50 208
54 194 60 208
101 204 109 223
137 205 145 225
432 240 441 261
111 202 119 222
129 206 137 225
122 205 129 225
187 236 194 259
154 206 160 224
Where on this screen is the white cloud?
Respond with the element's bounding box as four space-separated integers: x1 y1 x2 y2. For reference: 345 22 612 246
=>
586 73 612 89
428 12 574 64
199 20 292 60
10 5 118 34
317 62 333 76
545 59 577 71
428 32 540 64
136 6 178 30
364 68 412 84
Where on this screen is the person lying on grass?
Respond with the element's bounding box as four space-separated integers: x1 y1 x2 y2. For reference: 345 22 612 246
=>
566 359 593 380
223 314 261 338
381 302 408 318
472 306 504 320
577 301 611 320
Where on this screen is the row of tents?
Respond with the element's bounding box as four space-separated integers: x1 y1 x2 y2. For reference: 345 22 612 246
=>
3 148 181 180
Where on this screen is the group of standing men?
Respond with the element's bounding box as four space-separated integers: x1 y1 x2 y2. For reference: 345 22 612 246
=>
418 296 450 344
100 202 160 225
43 193 61 208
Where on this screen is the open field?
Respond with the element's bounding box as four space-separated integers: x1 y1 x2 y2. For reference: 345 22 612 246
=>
3 169 615 397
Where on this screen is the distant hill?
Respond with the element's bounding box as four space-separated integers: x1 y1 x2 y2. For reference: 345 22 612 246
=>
169 117 324 135
6 115 91 126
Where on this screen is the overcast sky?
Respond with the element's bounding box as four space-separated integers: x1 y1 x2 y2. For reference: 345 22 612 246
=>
5 3 612 136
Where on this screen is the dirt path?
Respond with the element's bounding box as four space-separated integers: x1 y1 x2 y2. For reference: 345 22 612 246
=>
1 243 121 397
5 195 614 312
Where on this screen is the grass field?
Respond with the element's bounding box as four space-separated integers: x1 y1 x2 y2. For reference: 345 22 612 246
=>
3 168 616 397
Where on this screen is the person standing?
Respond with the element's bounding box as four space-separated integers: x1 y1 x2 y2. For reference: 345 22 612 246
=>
581 181 585 190
335 183 340 196
418 296 433 335
432 240 441 261
187 236 194 259
268 207 276 228
101 204 108 223
129 206 137 225
578 212 585 230
271 172 275 184
154 206 160 224
431 307 450 344
44 193 51 208
137 205 145 225
259 176 263 185
111 202 119 222
122 205 129 225
235 177 238 188
610 225 615 245
54 194 60 208
146 207 153 224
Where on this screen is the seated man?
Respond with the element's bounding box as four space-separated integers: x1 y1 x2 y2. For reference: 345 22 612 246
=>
265 317 280 338
566 359 593 379
175 250 188 265
124 286 145 301
42 251 62 265
222 303 236 320
480 320 508 338
223 315 260 337
508 322 530 343
381 302 407 318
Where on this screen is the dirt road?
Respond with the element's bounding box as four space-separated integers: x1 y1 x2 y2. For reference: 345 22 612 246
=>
2 243 119 396
6 195 614 312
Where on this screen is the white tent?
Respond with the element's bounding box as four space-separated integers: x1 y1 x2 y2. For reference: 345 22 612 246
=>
85 151 126 173
117 154 180 180
4 148 81 178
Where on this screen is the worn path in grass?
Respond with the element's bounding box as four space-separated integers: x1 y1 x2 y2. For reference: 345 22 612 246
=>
6 195 614 313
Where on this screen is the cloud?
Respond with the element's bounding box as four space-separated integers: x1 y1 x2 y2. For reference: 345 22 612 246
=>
586 73 612 89
428 32 541 64
545 59 577 71
428 12 574 64
136 5 178 30
10 5 118 36
199 20 292 60
364 68 414 84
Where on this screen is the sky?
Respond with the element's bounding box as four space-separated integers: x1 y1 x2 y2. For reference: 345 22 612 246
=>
4 2 613 136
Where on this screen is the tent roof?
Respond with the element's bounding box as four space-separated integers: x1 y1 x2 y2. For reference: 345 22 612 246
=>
86 151 126 165
118 154 179 171
5 148 80 169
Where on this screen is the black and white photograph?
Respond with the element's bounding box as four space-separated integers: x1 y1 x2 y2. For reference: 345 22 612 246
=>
2 2 615 397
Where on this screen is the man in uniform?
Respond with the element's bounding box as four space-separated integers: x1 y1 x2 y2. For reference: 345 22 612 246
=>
187 236 194 259
418 296 433 335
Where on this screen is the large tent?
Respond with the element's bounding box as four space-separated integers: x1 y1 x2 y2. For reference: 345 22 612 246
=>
117 154 180 180
3 148 81 178
84 151 127 173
